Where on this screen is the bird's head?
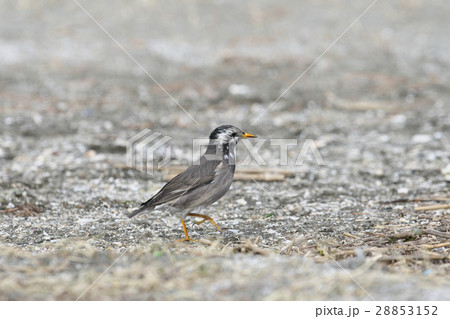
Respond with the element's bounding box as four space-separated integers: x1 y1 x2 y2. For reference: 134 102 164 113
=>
209 125 257 147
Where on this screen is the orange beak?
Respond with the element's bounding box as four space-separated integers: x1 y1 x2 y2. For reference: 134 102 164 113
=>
241 132 257 138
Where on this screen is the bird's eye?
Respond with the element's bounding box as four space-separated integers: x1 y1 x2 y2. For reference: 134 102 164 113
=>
231 132 237 137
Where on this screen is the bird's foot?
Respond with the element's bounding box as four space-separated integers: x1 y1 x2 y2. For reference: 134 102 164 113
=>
176 237 199 242
178 217 198 242
189 213 222 232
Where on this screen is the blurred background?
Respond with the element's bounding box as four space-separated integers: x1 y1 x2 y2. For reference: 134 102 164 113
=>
0 0 449 300
1 0 449 168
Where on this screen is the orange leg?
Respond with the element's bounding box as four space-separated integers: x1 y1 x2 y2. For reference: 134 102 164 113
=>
187 213 221 232
176 217 198 242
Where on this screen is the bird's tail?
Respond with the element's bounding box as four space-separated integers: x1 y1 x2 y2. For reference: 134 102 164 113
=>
127 202 154 218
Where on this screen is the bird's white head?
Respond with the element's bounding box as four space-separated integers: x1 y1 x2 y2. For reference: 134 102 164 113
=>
209 125 257 147
205 125 257 163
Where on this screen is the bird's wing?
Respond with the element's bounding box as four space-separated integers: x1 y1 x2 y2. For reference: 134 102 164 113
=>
140 159 222 208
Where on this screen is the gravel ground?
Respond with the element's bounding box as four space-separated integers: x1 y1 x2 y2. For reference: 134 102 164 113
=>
0 0 449 300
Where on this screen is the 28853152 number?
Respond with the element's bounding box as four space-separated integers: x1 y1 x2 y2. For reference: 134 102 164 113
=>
375 306 438 316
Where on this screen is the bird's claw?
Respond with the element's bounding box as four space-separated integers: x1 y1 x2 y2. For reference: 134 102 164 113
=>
177 237 199 242
196 218 221 232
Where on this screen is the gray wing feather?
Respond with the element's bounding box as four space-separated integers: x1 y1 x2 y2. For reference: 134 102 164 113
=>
128 157 221 218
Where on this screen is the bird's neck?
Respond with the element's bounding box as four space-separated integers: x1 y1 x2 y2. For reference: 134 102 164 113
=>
205 142 236 163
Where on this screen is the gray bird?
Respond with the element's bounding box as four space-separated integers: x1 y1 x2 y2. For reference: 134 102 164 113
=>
128 125 257 241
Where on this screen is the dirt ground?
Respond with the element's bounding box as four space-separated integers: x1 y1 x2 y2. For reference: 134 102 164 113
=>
0 0 449 300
